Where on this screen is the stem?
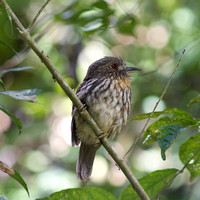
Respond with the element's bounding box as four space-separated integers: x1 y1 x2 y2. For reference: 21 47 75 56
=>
123 49 186 159
153 146 200 200
0 0 150 199
28 0 51 32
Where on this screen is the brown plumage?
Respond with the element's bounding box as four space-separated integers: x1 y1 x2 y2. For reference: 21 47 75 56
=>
71 56 141 180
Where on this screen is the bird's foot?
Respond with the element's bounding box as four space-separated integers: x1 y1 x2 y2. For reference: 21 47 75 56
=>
78 104 87 113
97 132 109 139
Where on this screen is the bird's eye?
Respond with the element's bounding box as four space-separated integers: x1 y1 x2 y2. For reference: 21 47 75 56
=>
111 64 117 70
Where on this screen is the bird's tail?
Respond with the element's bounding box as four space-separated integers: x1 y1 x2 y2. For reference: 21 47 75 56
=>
76 143 100 181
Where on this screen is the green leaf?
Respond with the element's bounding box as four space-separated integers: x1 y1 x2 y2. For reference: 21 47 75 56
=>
141 108 198 160
10 170 30 196
37 187 117 200
0 78 5 90
189 95 200 105
120 169 178 200
117 15 136 35
0 2 13 33
0 40 17 55
179 134 200 180
0 104 22 134
158 125 182 160
0 161 29 196
132 111 164 120
132 108 190 121
77 8 113 33
0 89 41 103
92 0 108 9
142 110 196 145
56 1 114 34
0 66 34 76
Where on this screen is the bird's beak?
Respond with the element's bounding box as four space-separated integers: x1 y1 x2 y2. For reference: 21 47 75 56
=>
123 66 142 73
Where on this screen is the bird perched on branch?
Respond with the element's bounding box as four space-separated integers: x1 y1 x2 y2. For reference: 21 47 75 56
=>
71 56 141 180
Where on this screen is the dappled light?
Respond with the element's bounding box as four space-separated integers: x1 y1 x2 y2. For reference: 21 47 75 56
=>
0 111 11 133
91 155 109 183
142 96 166 113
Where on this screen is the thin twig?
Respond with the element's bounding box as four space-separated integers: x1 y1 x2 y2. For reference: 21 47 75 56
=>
153 146 200 199
28 0 51 32
123 49 186 159
0 0 150 199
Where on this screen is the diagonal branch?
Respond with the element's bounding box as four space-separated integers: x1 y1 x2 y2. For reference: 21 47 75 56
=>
0 0 150 199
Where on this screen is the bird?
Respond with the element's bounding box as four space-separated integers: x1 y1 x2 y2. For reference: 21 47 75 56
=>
71 56 141 181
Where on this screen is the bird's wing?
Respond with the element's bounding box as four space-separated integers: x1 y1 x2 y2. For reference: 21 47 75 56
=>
71 78 100 146
71 81 89 147
71 105 80 146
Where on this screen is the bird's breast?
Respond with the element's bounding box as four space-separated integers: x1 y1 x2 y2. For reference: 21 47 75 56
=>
87 78 131 136
75 78 132 145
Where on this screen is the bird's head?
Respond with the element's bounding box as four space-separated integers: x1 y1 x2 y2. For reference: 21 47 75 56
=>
84 56 141 80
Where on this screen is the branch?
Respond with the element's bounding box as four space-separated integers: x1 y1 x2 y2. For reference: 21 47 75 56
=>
0 0 150 199
123 49 186 159
153 146 200 199
28 0 51 32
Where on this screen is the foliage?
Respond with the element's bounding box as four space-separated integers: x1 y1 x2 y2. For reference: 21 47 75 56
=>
0 89 41 103
37 187 117 200
179 134 200 180
189 95 200 105
0 58 39 192
0 161 29 196
36 169 179 200
0 66 33 76
120 169 178 200
0 66 40 134
132 108 200 160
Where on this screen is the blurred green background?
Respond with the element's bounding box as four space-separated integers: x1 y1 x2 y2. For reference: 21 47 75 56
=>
0 0 200 199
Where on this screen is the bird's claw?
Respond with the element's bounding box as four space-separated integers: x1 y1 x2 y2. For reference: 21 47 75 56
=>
97 132 109 139
78 104 87 113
